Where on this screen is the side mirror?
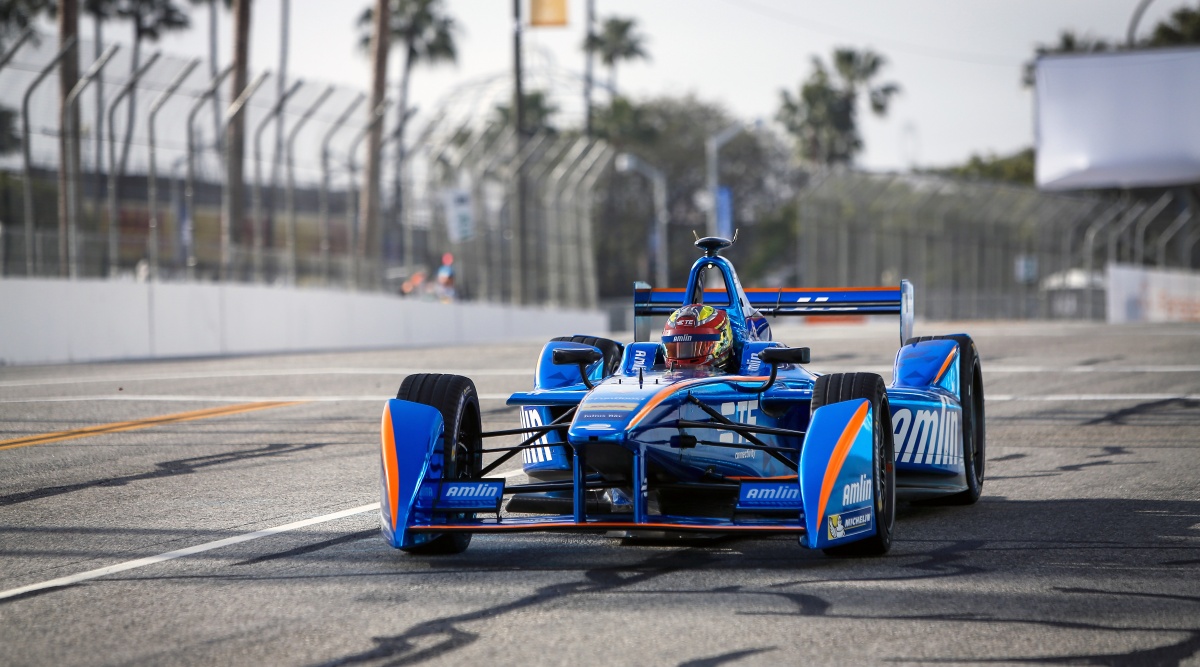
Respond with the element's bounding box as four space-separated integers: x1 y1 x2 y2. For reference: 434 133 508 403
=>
750 346 810 392
552 347 603 367
758 346 810 366
552 347 603 390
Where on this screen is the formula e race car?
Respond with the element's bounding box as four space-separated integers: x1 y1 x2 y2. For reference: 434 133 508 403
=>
379 236 985 557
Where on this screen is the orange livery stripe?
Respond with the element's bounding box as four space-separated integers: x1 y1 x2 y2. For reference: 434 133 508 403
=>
815 400 870 527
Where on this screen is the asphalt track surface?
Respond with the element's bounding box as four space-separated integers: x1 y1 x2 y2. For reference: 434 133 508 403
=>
2 321 1199 667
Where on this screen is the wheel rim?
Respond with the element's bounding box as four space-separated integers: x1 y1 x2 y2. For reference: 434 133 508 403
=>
875 401 893 534
971 366 985 483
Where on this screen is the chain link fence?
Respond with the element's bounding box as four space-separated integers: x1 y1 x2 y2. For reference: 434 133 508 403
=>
2 34 1195 320
786 170 1193 320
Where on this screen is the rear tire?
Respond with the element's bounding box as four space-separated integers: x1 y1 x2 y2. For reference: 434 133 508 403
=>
811 372 895 557
551 335 625 377
904 335 985 505
395 373 482 555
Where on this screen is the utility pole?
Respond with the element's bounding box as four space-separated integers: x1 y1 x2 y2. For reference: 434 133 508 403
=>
57 0 79 278
224 0 252 279
511 0 527 303
268 0 290 253
360 0 390 289
584 0 595 138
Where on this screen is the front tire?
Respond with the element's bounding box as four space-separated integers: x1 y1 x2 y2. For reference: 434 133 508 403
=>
396 373 482 555
811 372 895 557
904 334 985 505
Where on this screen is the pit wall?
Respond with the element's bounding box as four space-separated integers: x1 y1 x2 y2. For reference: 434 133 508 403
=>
0 278 609 365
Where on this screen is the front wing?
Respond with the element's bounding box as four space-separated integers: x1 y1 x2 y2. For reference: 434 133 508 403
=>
380 396 882 552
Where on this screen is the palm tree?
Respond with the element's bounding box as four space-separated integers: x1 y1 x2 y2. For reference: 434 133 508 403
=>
583 15 647 98
357 0 457 255
491 90 557 136
777 47 899 166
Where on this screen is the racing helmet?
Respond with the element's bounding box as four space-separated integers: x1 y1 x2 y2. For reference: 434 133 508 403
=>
662 304 734 369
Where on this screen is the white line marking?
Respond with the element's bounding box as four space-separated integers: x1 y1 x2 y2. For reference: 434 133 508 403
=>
0 503 380 601
0 394 516 404
3 393 1197 406
986 394 1200 402
829 365 1200 375
0 368 529 389
494 468 527 480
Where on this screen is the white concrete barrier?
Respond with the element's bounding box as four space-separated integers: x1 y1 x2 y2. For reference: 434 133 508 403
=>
1106 264 1200 324
0 278 609 365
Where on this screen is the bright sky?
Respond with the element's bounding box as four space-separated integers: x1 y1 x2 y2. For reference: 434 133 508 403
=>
95 0 1187 171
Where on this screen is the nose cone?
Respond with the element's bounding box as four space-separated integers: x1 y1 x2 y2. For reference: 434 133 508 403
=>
566 381 660 444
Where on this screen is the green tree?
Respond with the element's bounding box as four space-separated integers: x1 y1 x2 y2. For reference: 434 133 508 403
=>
929 147 1035 185
777 48 899 166
0 0 47 38
591 96 658 147
491 90 557 136
1147 4 1200 46
583 15 647 98
593 94 795 295
0 0 50 157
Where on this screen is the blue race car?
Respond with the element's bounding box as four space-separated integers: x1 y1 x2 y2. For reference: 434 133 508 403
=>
380 236 985 556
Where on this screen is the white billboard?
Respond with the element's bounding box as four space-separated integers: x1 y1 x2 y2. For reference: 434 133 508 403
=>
1035 48 1200 190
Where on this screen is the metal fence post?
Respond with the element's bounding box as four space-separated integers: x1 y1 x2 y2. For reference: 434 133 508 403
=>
474 131 537 301
0 27 33 72
1183 226 1200 269
544 138 591 306
21 36 77 276
251 79 302 282
1106 202 1151 267
1156 211 1192 267
106 51 162 277
185 65 233 279
219 71 270 281
318 93 364 284
147 58 200 281
575 145 613 310
63 43 120 279
1132 193 1172 265
1083 202 1139 319
284 85 334 285
345 101 390 289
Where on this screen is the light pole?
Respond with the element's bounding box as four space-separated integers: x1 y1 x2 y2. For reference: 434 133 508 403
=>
705 120 758 238
616 152 669 287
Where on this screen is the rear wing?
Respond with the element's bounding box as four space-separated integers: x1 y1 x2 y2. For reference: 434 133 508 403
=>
634 280 915 345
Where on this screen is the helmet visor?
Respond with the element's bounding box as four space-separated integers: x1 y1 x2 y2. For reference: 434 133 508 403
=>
662 333 721 364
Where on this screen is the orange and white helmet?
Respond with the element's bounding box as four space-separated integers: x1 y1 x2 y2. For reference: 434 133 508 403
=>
662 304 734 369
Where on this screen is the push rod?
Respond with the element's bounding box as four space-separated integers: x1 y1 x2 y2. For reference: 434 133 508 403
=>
478 406 576 477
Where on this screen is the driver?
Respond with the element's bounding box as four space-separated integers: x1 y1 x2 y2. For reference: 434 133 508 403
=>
662 304 735 371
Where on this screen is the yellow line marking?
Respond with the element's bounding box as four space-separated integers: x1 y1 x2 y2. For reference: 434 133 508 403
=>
0 401 305 451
